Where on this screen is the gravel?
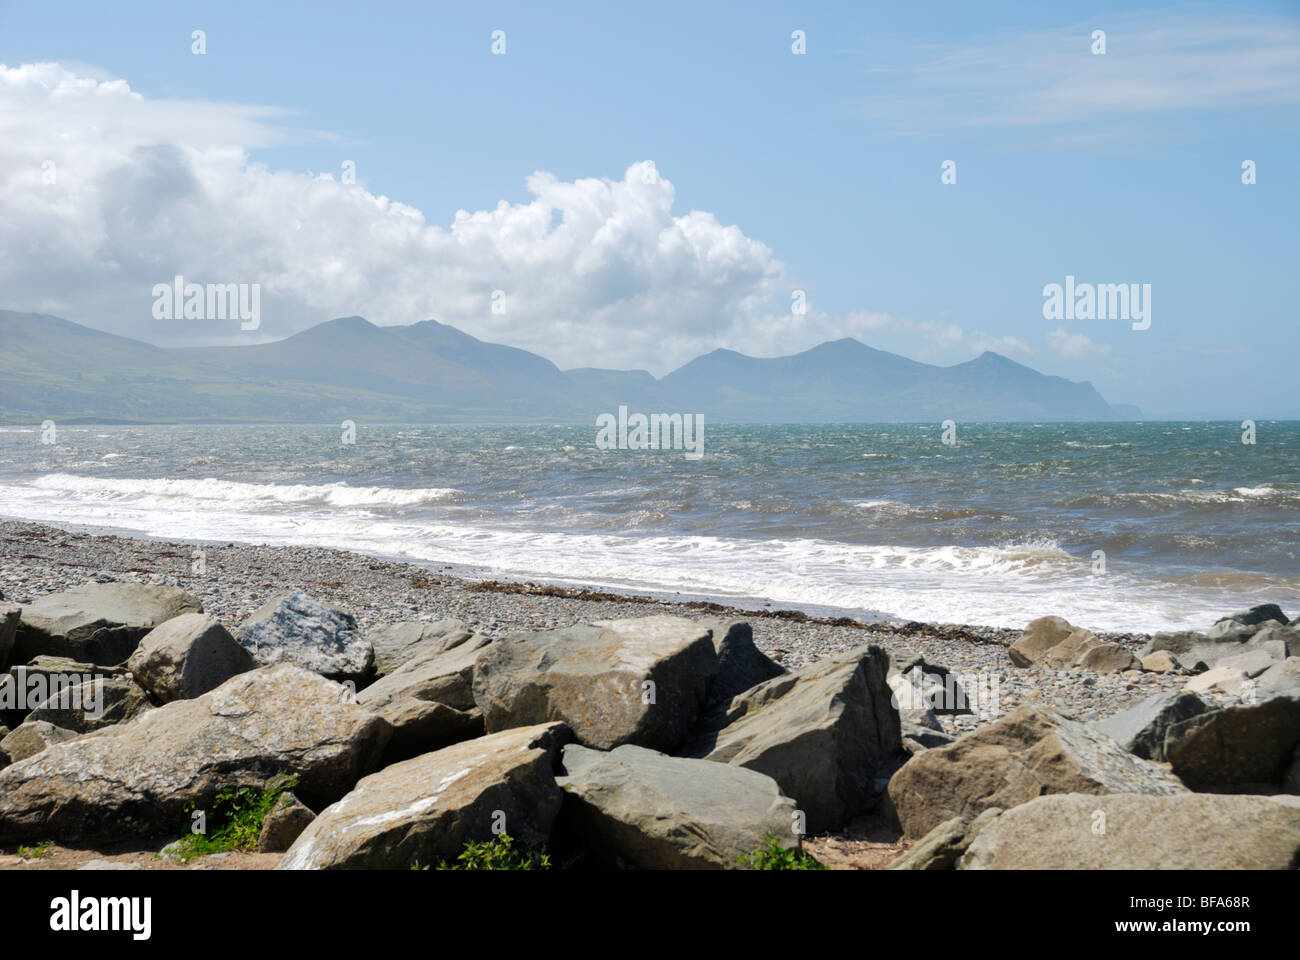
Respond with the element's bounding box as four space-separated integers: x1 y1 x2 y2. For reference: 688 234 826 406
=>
0 518 1245 731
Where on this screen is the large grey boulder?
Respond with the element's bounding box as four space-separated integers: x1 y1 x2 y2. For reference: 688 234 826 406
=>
235 591 373 684
0 664 391 843
368 619 474 677
695 619 784 707
1256 657 1300 698
13 583 202 666
0 720 78 762
0 603 19 668
1164 695 1300 788
1215 603 1289 630
688 645 902 834
126 613 255 702
556 743 798 869
279 722 569 870
472 616 717 752
27 676 153 733
1092 691 1211 761
887 705 1187 839
357 634 492 761
961 793 1300 870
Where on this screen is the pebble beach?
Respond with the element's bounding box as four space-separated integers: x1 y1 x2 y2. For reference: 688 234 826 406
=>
0 517 1233 737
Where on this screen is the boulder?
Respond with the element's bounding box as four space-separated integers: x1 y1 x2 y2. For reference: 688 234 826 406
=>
0 603 19 668
887 705 1188 839
1215 647 1281 678
126 613 255 702
887 653 973 718
696 619 784 706
368 619 474 677
1007 616 1074 667
357 633 491 761
1143 629 1254 671
1140 651 1183 672
901 721 956 755
279 722 569 870
1184 665 1250 695
0 720 78 762
1246 622 1300 659
961 793 1300 869
0 664 391 843
555 743 798 869
1256 658 1300 698
1038 629 1138 672
1215 604 1289 629
13 583 202 666
235 591 373 685
27 676 153 732
472 616 717 752
1092 691 1210 761
1165 695 1300 788
257 792 316 853
886 808 1002 870
688 645 902 833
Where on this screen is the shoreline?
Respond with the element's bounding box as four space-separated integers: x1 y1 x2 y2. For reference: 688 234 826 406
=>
0 517 1202 737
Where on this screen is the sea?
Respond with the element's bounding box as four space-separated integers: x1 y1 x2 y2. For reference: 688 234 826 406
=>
0 421 1296 633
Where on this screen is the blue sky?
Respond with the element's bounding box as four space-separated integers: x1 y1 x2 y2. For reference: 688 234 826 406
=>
2 0 1297 416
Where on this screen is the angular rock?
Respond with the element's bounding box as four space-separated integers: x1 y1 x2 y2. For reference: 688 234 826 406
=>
235 591 373 684
887 705 1188 839
257 792 316 853
1038 629 1138 672
1165 695 1300 787
961 793 1300 869
279 722 569 870
13 582 202 666
473 616 717 752
1256 657 1300 698
689 645 902 833
1007 616 1074 667
1215 604 1289 629
358 634 491 761
1184 665 1249 694
886 808 1002 870
901 720 956 755
0 720 78 762
0 664 391 843
1143 630 1248 671
1092 691 1210 761
0 603 19 668
27 676 153 733
556 743 798 869
368 619 474 677
1140 651 1183 672
697 618 784 707
1246 622 1300 659
126 613 255 702
1215 647 1281 678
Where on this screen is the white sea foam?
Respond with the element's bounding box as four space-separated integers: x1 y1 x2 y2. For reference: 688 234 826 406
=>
0 472 1274 633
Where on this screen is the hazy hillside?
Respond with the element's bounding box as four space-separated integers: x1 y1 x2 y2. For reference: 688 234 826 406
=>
0 311 1136 423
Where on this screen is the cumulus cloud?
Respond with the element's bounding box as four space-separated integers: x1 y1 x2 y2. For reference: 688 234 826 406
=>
0 62 782 372
1047 326 1111 359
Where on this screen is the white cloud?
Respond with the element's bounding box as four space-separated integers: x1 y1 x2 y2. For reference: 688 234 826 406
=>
1047 326 1111 359
0 62 782 372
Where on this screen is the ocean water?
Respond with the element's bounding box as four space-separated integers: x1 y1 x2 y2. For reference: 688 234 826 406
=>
0 421 1296 632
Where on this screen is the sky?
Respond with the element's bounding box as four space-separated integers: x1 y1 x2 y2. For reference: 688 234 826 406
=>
1 0 1297 417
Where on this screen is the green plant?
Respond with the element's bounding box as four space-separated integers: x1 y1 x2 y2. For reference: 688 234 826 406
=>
433 833 551 870
738 834 827 870
171 775 298 862
17 840 53 860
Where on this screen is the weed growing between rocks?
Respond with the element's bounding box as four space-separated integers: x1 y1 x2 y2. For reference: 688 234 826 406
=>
170 775 299 862
410 833 552 870
738 835 828 870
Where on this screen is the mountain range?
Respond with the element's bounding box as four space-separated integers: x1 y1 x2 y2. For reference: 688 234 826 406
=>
0 310 1138 423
